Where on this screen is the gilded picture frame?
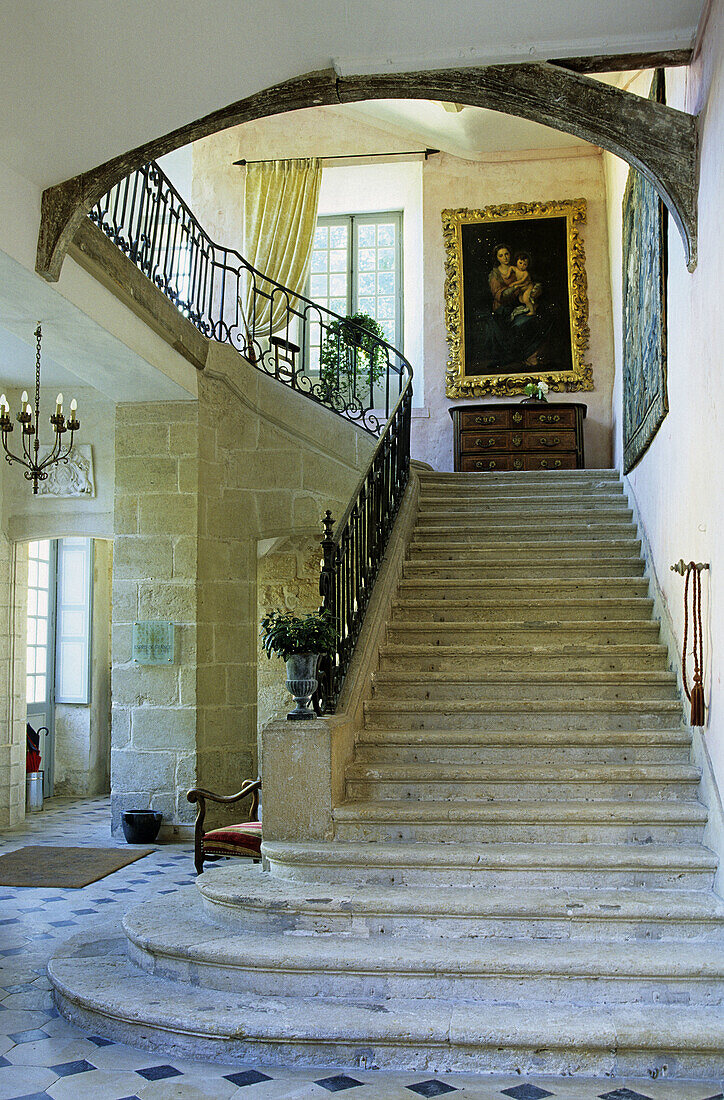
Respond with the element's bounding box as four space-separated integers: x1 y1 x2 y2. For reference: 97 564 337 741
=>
443 200 593 399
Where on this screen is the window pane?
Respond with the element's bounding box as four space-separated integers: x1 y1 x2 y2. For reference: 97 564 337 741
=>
37 540 50 562
358 273 375 295
358 225 375 247
358 296 375 314
310 251 327 273
38 561 49 589
377 223 395 247
330 225 348 248
310 274 328 298
329 273 347 297
329 250 347 273
26 675 34 703
28 559 38 588
329 298 347 314
378 248 395 271
377 272 395 295
358 249 376 272
313 226 328 248
27 588 37 617
34 675 46 703
377 297 395 319
36 618 47 647
37 589 48 618
27 617 36 646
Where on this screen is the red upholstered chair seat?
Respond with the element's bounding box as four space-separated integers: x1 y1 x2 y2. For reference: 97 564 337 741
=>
202 820 262 858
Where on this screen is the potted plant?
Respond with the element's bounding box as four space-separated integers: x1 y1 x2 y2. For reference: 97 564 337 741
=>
523 380 549 402
318 312 386 407
260 609 337 720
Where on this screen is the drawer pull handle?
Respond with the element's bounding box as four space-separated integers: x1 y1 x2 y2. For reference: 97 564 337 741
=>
512 412 522 423
512 435 522 447
474 415 496 424
539 414 560 423
475 460 496 469
540 459 563 469
513 458 523 469
539 437 560 447
475 437 497 447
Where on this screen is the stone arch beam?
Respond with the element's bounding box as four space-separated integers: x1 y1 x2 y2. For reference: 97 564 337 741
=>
36 62 698 283
336 64 698 270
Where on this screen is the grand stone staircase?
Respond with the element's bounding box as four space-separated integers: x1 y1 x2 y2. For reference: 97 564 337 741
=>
49 470 724 1077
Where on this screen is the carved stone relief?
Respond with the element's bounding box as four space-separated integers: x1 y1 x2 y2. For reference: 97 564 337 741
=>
36 445 95 497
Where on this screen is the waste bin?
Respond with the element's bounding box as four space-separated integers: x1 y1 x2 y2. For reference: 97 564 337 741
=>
26 770 43 812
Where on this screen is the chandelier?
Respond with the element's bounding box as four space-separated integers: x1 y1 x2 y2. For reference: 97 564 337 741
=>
0 325 80 494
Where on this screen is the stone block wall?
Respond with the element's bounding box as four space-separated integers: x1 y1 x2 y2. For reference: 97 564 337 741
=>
111 402 199 833
0 534 27 827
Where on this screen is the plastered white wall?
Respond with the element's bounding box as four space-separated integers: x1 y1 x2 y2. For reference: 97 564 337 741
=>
603 0 724 799
418 149 615 471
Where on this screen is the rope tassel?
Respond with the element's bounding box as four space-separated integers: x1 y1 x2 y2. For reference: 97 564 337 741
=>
681 562 706 727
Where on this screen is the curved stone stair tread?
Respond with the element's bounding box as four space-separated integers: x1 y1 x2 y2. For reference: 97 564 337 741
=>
371 671 677 685
198 864 724 930
48 946 724 1073
364 699 683 714
357 727 690 745
345 763 699 782
333 798 708 824
118 895 724 989
263 840 718 872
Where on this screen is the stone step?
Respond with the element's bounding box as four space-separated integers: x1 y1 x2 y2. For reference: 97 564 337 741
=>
418 486 626 500
199 864 724 943
263 840 717 890
47 939 724 1076
408 539 642 559
402 562 646 581
378 642 670 673
414 522 640 540
387 620 662 646
418 468 621 484
391 599 655 622
355 729 691 766
416 510 634 527
370 670 678 703
120 896 724 1006
333 798 706 844
417 501 633 517
344 761 700 802
363 699 682 731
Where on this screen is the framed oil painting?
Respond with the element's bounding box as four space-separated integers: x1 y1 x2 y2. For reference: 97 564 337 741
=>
443 200 593 399
622 70 668 473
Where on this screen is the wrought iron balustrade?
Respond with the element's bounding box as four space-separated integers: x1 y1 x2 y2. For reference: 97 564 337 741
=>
317 382 412 712
88 160 411 435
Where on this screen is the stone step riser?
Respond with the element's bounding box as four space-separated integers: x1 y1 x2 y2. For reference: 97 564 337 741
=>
415 519 637 533
49 980 724 1079
408 546 642 560
266 861 715 891
364 711 681 732
355 744 691 765
334 820 705 845
413 529 639 544
387 625 661 644
198 895 722 945
390 604 655 624
370 682 678 703
345 780 699 801
416 504 633 518
403 564 646 580
378 652 670 673
127 942 724 1008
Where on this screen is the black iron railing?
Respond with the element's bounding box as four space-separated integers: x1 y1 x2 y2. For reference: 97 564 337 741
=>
88 160 411 435
317 382 412 712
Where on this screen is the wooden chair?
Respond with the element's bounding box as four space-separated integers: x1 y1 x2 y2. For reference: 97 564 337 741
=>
186 778 261 875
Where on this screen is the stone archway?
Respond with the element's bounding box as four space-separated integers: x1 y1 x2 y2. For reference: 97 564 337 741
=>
36 62 698 283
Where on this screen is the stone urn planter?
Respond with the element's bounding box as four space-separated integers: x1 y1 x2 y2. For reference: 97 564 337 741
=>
260 609 337 721
285 652 321 720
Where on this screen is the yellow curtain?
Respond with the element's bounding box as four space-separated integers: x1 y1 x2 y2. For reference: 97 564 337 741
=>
243 158 322 336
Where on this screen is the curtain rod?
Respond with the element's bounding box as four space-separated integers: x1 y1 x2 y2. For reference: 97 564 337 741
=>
233 148 439 166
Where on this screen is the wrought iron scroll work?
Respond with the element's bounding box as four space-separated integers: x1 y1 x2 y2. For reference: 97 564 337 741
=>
317 382 412 713
88 160 412 436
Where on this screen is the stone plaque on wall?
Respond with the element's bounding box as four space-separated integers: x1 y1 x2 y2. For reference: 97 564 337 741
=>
36 444 95 498
133 621 175 665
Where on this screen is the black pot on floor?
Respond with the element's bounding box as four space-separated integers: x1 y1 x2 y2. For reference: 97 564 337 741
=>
122 810 163 844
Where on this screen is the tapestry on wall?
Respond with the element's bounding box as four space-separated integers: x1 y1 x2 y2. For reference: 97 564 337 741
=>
622 70 668 473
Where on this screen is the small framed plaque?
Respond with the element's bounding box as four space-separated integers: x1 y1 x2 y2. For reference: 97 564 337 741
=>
133 621 174 665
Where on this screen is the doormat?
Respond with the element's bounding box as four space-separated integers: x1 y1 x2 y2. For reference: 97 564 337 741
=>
0 845 154 888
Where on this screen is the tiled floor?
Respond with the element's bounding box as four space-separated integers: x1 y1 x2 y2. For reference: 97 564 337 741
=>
0 798 722 1100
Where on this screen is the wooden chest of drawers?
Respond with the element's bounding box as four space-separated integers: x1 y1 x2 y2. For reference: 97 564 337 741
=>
450 402 586 473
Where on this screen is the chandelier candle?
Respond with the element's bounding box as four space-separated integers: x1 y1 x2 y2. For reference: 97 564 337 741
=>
0 325 81 493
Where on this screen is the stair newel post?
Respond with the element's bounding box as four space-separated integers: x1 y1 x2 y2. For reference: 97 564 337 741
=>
317 509 338 712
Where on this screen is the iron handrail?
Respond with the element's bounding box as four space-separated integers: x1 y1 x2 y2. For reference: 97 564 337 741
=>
87 160 412 435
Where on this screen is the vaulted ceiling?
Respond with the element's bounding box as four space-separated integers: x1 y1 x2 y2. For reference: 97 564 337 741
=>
0 0 705 187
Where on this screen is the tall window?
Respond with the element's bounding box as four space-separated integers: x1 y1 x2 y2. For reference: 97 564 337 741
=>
26 540 54 706
307 212 403 370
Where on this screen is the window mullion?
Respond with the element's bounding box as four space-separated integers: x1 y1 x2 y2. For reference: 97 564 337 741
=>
349 214 356 315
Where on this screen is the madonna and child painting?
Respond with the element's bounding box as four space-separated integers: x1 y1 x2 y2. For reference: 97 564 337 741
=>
443 201 593 399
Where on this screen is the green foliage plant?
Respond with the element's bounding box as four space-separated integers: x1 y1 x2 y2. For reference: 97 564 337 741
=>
260 609 337 661
318 312 386 405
